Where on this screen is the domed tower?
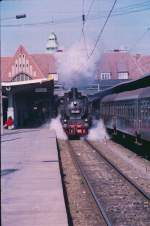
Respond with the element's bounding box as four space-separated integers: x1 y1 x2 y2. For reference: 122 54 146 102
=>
46 32 58 53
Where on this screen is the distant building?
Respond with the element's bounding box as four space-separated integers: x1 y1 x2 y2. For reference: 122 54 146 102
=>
1 45 58 82
94 49 150 91
96 49 150 80
46 32 59 53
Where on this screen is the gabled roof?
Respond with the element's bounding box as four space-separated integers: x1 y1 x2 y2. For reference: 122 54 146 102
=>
31 54 56 75
97 50 150 79
1 45 57 82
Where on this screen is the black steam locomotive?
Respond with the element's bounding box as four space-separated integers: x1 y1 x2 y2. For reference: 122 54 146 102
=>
59 88 92 138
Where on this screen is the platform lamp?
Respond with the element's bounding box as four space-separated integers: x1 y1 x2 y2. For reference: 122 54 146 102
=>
1 14 26 21
1 14 27 134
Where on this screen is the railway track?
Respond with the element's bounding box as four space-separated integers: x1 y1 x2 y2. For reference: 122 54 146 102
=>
68 140 150 226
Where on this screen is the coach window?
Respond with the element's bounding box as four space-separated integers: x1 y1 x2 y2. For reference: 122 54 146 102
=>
117 105 119 115
132 106 134 118
148 100 150 118
122 103 124 116
104 104 106 115
127 104 129 118
113 104 115 115
145 101 148 119
119 105 121 116
106 104 108 115
128 104 130 118
112 104 114 115
133 107 135 118
128 105 130 118
130 105 132 118
113 105 115 115
102 104 104 115
141 102 143 119
116 104 118 115
123 104 125 117
143 105 145 120
121 105 123 116
124 104 126 117
142 102 146 119
139 105 142 120
130 106 132 118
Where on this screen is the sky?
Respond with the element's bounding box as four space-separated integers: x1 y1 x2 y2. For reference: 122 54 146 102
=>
1 0 150 56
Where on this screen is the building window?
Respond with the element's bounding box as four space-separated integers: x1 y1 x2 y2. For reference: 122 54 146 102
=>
12 73 32 82
100 72 111 80
118 72 129 79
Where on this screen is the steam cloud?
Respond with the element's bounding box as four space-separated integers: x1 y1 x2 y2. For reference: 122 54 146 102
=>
56 41 99 88
49 115 67 140
87 119 109 141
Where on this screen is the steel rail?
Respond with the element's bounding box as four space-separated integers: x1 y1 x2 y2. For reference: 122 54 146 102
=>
86 140 150 201
68 141 113 226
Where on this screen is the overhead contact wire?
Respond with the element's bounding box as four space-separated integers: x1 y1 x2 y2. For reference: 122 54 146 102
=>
89 0 118 58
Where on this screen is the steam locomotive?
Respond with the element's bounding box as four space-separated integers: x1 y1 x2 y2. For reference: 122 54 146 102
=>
59 88 92 138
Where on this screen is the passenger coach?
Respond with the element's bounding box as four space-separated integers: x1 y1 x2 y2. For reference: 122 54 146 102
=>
100 74 150 144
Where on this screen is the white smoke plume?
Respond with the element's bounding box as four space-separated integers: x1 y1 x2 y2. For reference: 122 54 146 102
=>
87 119 109 141
56 41 99 87
49 115 67 140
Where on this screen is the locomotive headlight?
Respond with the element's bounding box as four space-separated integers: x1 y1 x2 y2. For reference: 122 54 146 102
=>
73 101 77 106
85 118 88 122
64 119 67 122
33 106 38 110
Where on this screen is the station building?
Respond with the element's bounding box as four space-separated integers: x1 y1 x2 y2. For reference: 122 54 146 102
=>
1 44 150 128
1 45 58 128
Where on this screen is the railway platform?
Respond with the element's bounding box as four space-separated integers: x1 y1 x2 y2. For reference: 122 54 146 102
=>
1 127 68 226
